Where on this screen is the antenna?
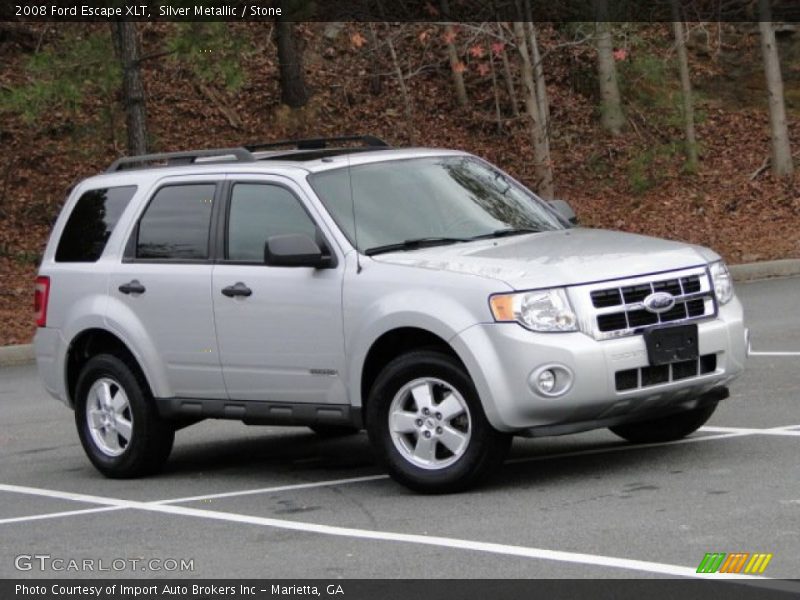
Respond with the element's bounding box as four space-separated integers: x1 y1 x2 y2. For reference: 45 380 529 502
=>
346 153 362 274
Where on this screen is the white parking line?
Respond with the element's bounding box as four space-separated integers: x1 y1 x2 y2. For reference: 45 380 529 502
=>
0 428 785 526
0 506 119 525
154 474 390 505
748 351 800 356
0 482 771 580
699 425 800 437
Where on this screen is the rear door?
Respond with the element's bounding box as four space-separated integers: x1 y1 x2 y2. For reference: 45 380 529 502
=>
211 176 347 404
109 176 226 399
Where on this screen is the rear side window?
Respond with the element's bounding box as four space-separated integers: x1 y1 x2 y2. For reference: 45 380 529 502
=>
136 184 215 260
55 186 137 262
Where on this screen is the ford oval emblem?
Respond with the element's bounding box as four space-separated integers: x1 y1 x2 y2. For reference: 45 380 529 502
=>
643 291 675 314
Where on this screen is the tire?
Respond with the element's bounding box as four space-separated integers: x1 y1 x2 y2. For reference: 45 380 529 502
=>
609 402 718 444
366 350 511 493
74 354 174 478
309 425 361 438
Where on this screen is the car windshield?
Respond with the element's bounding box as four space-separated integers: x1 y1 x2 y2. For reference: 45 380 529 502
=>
308 155 566 254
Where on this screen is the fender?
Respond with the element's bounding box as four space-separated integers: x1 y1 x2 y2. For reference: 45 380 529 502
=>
345 289 491 408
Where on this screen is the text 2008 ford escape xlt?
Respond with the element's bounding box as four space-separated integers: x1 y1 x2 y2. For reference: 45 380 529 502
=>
34 136 747 492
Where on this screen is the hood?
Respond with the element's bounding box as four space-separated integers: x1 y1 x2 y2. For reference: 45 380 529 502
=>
370 228 718 289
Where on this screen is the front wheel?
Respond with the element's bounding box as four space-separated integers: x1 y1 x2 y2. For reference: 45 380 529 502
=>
366 351 511 493
75 354 174 478
609 402 718 444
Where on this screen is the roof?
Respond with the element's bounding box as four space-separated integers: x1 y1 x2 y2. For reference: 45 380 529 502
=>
85 147 468 190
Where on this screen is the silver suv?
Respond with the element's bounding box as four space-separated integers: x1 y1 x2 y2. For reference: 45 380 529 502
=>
34 136 747 492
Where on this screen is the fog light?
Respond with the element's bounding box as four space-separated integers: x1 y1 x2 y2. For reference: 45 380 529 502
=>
528 364 574 398
537 369 556 393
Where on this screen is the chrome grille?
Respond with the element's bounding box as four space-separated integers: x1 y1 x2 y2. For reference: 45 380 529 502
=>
572 267 716 340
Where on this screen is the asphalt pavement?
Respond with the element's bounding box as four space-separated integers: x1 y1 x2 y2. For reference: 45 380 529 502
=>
0 277 798 581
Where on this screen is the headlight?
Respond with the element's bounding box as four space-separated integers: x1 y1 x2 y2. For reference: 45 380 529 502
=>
490 288 578 332
710 261 733 305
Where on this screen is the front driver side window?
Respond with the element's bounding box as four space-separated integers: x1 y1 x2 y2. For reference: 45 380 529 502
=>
227 183 319 262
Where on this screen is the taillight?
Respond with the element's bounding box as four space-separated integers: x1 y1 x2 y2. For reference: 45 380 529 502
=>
34 276 50 327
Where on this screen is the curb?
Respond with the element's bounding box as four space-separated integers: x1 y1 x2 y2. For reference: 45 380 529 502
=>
729 259 800 283
0 344 34 367
1 259 799 368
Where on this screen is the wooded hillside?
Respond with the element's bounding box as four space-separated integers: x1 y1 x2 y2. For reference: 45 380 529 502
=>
1 20 799 344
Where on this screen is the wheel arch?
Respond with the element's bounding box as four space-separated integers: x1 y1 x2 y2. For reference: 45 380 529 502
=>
359 326 467 420
65 328 153 409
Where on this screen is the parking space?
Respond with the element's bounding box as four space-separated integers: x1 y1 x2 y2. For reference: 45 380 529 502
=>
0 277 798 581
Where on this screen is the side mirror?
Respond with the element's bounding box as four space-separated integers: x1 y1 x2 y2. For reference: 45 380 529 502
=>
548 199 578 226
264 234 333 268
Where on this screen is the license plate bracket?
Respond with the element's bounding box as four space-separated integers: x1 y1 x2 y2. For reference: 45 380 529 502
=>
644 324 699 366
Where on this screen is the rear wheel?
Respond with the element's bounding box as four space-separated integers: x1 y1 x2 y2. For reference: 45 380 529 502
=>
366 351 511 493
609 402 718 444
75 354 174 478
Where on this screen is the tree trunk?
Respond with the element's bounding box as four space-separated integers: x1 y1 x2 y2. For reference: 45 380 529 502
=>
523 2 549 132
366 24 383 96
594 0 625 135
525 18 550 154
499 40 520 118
444 24 468 108
441 0 467 108
758 1 794 177
274 19 309 108
489 48 503 134
383 25 413 141
512 21 554 199
671 10 698 170
111 21 147 155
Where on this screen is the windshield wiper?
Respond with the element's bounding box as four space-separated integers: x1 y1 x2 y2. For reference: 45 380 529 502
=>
364 237 468 256
467 227 540 241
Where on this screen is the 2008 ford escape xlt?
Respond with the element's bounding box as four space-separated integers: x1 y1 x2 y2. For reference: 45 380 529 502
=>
34 136 747 492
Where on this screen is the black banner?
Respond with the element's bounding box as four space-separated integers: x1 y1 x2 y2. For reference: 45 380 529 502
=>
3 579 800 600
3 0 800 23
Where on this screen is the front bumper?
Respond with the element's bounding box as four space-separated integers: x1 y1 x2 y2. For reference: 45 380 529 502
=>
451 297 746 433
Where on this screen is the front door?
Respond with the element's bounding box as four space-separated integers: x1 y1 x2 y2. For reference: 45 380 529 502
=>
212 178 347 404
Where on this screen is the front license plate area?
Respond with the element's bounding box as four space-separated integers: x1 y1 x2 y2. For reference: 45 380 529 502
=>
644 324 698 366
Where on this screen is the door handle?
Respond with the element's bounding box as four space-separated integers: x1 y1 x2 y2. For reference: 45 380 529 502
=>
118 280 146 295
221 282 253 298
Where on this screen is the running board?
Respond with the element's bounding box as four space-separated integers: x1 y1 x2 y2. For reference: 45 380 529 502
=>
156 397 362 428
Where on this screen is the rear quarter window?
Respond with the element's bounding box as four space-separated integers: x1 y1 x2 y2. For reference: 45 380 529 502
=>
55 186 137 262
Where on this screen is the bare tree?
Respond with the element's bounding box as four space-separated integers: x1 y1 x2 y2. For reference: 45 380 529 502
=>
441 0 467 108
671 5 698 170
523 1 549 148
275 18 309 108
111 20 147 155
512 21 554 199
759 0 793 177
383 26 413 124
498 34 520 118
594 0 625 135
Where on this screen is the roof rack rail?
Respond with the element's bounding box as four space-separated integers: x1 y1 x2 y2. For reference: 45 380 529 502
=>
106 147 255 173
245 135 389 152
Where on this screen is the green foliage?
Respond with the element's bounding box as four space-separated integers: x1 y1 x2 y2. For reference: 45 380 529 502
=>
618 53 678 121
0 30 119 123
167 23 247 90
626 142 682 195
